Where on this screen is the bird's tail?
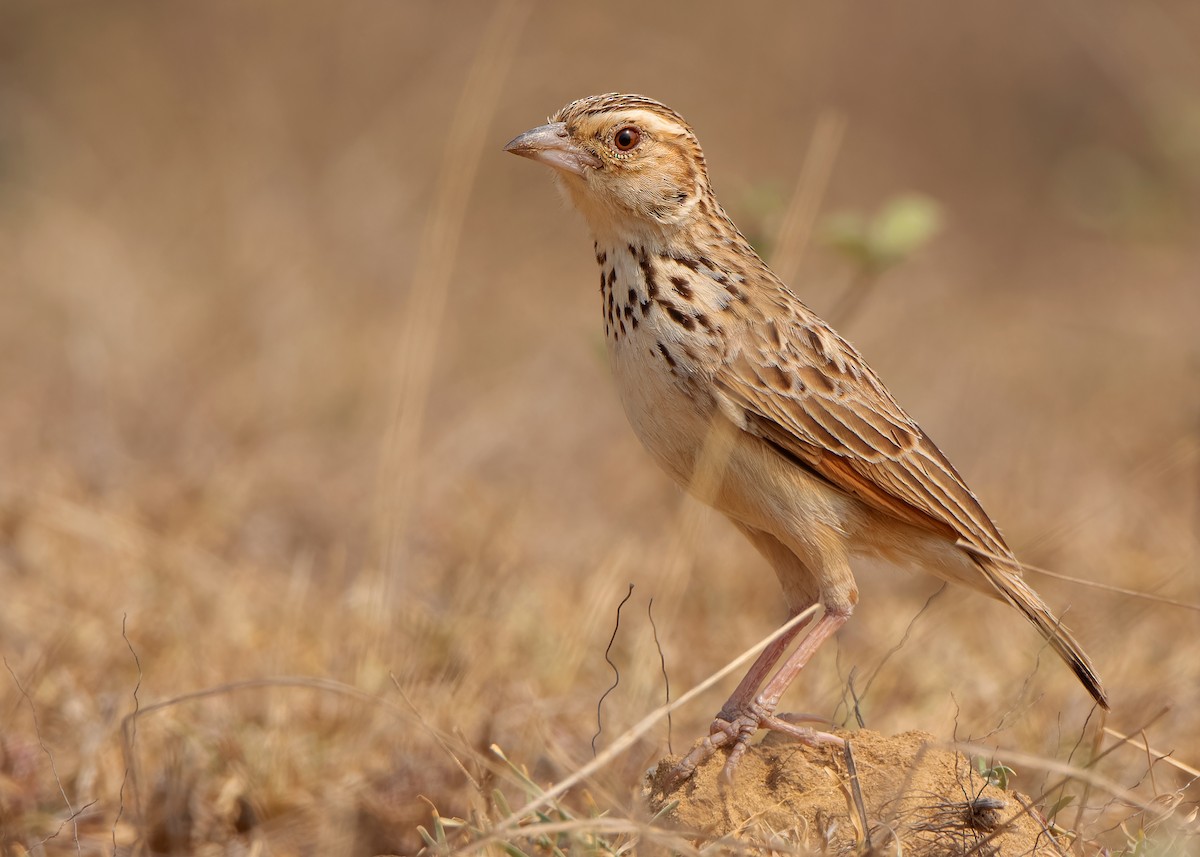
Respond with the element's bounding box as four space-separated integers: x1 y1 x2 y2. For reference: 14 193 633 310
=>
975 560 1109 709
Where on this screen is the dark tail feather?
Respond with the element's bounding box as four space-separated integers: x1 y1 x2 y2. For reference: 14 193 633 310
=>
976 561 1110 709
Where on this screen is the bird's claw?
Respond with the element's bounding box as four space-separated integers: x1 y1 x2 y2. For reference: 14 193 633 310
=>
659 705 843 793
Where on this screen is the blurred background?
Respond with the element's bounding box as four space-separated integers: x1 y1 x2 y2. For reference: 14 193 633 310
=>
1 1 1197 853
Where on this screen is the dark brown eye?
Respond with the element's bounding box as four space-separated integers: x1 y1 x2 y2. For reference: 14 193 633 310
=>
613 126 640 151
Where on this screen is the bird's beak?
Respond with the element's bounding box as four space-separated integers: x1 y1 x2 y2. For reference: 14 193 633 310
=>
503 122 601 177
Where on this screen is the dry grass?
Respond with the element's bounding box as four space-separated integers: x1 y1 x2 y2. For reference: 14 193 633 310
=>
1 1 1198 854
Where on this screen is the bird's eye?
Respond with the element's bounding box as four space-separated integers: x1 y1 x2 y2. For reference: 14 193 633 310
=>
613 126 641 152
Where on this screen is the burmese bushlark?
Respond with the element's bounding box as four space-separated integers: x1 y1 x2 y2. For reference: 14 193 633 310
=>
504 93 1108 782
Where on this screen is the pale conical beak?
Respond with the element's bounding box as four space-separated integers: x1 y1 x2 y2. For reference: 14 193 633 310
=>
503 122 601 177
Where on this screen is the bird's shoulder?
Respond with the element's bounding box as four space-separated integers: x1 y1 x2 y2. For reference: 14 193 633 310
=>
718 278 922 463
710 266 1011 556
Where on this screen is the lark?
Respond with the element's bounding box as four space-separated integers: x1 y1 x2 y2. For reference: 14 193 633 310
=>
504 94 1108 783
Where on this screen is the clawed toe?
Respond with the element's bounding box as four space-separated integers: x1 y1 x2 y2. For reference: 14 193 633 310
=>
658 707 843 792
659 717 739 792
656 613 852 792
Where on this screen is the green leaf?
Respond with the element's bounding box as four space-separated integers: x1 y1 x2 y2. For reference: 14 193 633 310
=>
821 194 943 273
1044 794 1075 820
870 194 943 264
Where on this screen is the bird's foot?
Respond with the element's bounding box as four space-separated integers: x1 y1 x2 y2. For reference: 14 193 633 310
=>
660 703 842 792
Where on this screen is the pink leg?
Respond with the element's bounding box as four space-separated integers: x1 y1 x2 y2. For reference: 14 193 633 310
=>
665 608 850 789
755 609 848 711
717 610 813 719
720 608 849 776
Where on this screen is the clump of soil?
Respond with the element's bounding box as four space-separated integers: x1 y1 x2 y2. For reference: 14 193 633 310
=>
646 730 1064 856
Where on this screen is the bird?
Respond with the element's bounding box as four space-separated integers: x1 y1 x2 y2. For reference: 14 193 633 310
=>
503 93 1108 784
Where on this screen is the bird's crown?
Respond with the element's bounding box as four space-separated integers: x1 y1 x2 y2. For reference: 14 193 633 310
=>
506 93 713 243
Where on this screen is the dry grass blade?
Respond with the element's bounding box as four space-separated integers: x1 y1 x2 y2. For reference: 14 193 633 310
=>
376 0 531 598
842 740 871 850
460 605 821 854
957 541 1200 612
1103 726 1200 779
115 676 419 847
768 110 847 288
653 407 744 630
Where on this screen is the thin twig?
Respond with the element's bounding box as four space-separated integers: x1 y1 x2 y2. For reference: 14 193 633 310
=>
1013 792 1071 857
593 584 635 755
843 741 872 850
647 597 673 754
5 657 81 855
113 614 143 856
855 581 947 714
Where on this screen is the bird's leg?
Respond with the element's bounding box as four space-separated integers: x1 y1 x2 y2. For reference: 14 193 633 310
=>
666 608 849 789
720 608 849 777
716 610 813 721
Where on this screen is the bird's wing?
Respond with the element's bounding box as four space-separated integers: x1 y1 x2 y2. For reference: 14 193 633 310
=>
714 306 1010 560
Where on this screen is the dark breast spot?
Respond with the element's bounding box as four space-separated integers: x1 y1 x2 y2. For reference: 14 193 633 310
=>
656 342 678 371
637 252 659 298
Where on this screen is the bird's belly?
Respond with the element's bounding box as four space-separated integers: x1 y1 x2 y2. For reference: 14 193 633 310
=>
607 335 715 488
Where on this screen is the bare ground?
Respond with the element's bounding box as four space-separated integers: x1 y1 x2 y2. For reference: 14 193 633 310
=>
650 732 1064 856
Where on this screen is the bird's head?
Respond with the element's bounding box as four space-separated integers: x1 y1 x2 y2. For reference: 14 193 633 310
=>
504 93 711 244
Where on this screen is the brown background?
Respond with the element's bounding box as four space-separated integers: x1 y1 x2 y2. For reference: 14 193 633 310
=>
1 1 1197 852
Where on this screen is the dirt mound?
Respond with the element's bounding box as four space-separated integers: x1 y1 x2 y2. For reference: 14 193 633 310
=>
647 730 1063 855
